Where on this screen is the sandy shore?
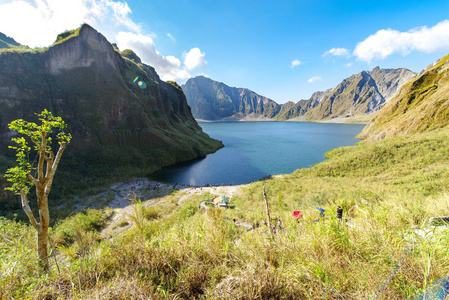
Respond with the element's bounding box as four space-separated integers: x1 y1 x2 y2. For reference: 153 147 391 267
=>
80 177 247 238
72 177 245 212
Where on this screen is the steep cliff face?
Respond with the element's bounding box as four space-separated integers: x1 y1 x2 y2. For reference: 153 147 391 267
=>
182 76 281 120
0 25 222 175
358 53 449 142
183 67 416 122
369 67 417 101
305 68 416 120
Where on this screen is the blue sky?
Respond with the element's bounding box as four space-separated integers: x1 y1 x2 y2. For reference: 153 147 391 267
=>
1 0 449 103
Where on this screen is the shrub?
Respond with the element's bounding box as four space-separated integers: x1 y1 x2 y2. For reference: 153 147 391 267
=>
51 209 107 246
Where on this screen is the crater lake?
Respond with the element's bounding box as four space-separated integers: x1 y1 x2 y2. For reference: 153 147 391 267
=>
150 122 365 186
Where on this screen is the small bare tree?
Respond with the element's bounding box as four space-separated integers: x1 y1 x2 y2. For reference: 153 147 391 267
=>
4 110 71 273
263 185 273 235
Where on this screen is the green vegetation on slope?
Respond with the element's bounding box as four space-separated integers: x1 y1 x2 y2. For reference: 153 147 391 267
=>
52 28 81 46
359 53 449 141
1 126 449 299
0 32 27 50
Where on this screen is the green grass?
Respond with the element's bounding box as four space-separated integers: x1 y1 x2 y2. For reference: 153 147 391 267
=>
1 128 449 298
52 26 83 46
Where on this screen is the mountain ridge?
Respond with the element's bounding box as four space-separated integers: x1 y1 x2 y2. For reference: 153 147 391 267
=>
358 53 449 141
182 75 281 121
183 67 416 122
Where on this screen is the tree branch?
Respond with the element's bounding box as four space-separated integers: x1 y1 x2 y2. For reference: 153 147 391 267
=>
26 173 39 187
44 152 54 179
37 131 47 182
44 151 54 163
44 141 67 195
30 138 39 147
20 190 40 230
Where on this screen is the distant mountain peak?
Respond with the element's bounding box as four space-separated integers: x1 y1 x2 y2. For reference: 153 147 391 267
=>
182 76 280 120
305 67 416 120
359 52 449 141
183 67 417 122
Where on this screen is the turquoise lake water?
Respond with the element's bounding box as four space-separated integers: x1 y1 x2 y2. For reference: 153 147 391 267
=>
150 122 366 186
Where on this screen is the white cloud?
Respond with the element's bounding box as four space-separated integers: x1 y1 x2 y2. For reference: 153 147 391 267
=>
0 0 87 47
0 0 208 82
0 0 139 47
344 63 353 68
116 31 190 81
308 76 322 83
354 19 449 63
291 59 302 68
183 48 208 70
323 47 350 58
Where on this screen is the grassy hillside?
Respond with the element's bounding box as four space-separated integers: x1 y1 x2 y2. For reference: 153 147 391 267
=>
2 126 448 299
0 32 26 49
359 53 449 141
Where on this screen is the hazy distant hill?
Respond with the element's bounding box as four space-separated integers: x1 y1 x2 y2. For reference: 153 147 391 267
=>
358 53 449 142
183 68 416 122
0 24 222 201
182 76 281 120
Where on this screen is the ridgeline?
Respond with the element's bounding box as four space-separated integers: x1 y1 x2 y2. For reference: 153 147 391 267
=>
182 67 416 122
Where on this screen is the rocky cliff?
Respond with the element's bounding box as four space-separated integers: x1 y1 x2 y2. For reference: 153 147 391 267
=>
0 25 223 192
358 53 449 142
182 76 281 120
275 90 331 121
304 68 417 121
183 68 416 122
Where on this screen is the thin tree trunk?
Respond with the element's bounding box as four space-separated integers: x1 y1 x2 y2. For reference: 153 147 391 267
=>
37 227 49 273
263 185 272 235
37 193 50 274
